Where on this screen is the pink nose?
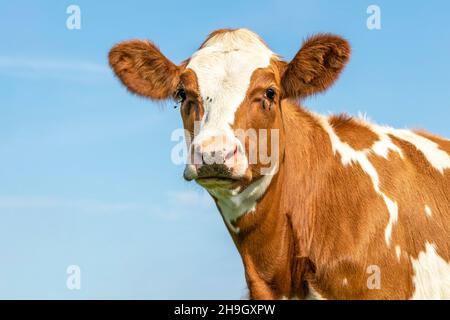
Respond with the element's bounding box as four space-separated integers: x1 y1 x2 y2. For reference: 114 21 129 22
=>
192 136 239 168
183 134 248 181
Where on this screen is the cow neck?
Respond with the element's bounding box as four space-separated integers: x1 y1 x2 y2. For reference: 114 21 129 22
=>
229 101 329 298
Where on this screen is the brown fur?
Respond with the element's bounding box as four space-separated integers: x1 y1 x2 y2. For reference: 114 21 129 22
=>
281 34 351 99
109 40 180 99
329 114 379 150
108 29 450 300
178 69 203 138
416 130 450 154
231 102 449 299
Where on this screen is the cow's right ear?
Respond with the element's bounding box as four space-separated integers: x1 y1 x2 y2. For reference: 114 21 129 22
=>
109 40 180 100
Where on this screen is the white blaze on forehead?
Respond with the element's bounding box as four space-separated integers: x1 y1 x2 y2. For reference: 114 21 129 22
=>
186 29 274 133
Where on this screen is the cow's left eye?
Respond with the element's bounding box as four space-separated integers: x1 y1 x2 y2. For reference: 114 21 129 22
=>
265 88 276 100
261 88 276 110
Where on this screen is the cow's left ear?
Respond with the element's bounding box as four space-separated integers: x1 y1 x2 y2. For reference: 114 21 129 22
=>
281 34 351 99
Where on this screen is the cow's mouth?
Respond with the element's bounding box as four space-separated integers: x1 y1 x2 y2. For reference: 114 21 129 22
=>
184 163 252 186
196 176 235 182
196 176 237 187
192 164 239 186
195 167 243 188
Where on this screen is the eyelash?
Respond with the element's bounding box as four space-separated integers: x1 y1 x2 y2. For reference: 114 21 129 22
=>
262 88 276 109
176 88 275 111
176 88 187 103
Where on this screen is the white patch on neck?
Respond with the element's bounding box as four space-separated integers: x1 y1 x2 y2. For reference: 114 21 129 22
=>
205 165 278 233
425 205 432 217
316 114 402 246
306 286 326 300
410 242 450 299
186 29 274 135
281 295 300 300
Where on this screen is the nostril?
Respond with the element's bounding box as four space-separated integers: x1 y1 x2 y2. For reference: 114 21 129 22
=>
225 145 238 161
201 152 207 165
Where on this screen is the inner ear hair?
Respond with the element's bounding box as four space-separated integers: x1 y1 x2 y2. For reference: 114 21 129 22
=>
281 34 351 99
109 40 180 100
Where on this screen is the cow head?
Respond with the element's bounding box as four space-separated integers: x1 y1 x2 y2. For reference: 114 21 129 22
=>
109 28 350 191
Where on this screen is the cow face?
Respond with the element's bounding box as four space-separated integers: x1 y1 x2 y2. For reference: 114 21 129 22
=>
109 29 350 190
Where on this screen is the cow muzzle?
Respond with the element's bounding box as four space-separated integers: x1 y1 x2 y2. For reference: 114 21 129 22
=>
183 133 249 183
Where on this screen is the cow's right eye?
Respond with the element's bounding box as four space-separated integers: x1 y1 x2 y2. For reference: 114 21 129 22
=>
176 89 187 103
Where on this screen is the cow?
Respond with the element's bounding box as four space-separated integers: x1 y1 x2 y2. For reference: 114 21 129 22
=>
109 28 450 300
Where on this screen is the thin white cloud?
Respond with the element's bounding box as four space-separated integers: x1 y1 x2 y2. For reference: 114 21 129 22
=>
0 57 109 74
167 189 213 209
0 112 164 152
0 56 112 83
0 190 215 219
0 195 142 213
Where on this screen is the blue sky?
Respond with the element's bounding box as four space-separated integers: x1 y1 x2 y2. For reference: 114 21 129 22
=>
0 1 449 299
